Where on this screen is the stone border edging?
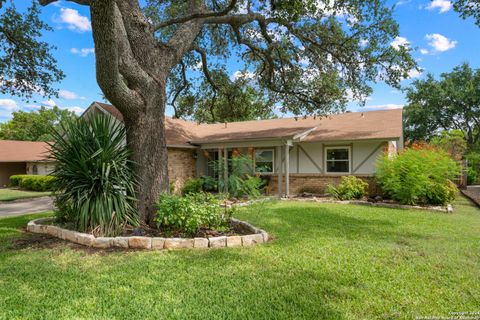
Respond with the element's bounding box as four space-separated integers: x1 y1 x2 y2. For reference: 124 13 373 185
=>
281 197 454 213
26 217 269 250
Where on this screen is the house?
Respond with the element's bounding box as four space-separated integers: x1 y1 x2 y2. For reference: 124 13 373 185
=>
0 140 54 187
84 102 403 196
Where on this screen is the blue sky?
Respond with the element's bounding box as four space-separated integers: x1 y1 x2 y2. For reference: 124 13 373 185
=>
0 0 479 122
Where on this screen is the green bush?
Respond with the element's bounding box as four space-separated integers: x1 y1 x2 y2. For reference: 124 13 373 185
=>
467 167 478 185
181 178 204 195
155 192 231 236
200 176 218 192
326 176 368 200
49 113 138 236
211 155 265 198
9 175 25 187
10 174 55 191
376 148 459 205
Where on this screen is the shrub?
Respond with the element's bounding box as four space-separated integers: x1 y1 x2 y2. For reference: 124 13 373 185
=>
211 155 264 198
155 192 231 236
376 148 459 205
181 178 204 195
326 176 368 200
49 113 138 236
9 175 24 187
200 176 217 192
10 174 55 191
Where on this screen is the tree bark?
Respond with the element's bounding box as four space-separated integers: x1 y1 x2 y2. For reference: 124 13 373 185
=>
124 90 169 225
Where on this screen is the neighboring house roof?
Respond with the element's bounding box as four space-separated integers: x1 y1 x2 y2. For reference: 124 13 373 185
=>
86 102 403 146
0 140 52 162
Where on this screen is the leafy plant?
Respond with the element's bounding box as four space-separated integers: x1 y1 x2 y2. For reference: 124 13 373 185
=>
376 148 459 205
155 192 231 236
210 155 264 198
326 176 369 200
181 178 204 195
49 113 138 236
10 174 55 191
200 175 218 192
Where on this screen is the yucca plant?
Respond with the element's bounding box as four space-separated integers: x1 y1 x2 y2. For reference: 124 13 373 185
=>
49 113 138 236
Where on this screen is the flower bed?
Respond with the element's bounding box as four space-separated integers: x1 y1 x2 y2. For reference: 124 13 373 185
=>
26 217 269 250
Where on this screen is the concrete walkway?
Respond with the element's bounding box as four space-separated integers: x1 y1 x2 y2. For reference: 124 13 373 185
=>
0 197 54 218
461 185 480 207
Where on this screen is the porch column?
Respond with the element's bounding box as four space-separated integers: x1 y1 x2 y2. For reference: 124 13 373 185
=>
223 147 228 193
276 146 283 197
285 143 290 198
218 148 222 192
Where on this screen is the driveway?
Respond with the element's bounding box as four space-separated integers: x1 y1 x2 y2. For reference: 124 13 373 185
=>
0 197 54 218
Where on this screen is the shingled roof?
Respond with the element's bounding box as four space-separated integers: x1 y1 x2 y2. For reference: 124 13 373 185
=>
88 102 403 146
0 140 52 162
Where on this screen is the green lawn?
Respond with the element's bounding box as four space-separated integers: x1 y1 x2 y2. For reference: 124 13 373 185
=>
0 188 51 201
0 197 479 319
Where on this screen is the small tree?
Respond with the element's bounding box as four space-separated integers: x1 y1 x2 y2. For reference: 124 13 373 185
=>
50 114 138 236
430 130 467 161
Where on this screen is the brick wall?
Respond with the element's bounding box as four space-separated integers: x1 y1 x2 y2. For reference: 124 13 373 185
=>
168 148 197 192
263 174 379 196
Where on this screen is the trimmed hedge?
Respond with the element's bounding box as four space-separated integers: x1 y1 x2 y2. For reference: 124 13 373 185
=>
9 175 56 191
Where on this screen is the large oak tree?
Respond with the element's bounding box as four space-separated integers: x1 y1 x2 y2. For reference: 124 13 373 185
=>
7 0 416 223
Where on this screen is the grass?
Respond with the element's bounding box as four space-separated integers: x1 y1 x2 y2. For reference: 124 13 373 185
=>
0 188 51 201
0 197 479 319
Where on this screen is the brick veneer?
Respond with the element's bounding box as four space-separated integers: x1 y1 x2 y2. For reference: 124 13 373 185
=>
168 148 196 192
263 174 379 196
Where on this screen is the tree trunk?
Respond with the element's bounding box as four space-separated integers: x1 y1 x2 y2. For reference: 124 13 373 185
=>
123 90 169 225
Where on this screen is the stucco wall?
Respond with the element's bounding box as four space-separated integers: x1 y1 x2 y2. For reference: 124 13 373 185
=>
0 162 26 187
272 140 390 175
26 162 55 176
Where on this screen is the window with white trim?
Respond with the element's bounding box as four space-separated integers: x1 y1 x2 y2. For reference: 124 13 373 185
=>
255 149 274 173
325 146 351 173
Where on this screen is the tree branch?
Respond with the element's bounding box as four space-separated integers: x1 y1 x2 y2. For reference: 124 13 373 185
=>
39 0 90 6
154 0 237 31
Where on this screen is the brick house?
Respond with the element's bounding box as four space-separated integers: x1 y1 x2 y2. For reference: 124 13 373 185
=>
85 102 403 196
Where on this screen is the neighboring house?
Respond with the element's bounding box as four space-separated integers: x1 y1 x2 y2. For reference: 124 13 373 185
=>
0 140 54 187
84 102 403 196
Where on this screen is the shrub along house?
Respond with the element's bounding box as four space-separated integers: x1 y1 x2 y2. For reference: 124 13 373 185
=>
0 140 54 187
83 102 403 196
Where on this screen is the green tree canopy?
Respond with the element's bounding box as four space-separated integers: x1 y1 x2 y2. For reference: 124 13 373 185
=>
174 70 276 123
0 1 63 99
0 106 77 141
454 0 480 26
403 63 480 148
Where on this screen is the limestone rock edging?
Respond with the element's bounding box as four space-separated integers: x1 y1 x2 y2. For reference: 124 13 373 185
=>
26 218 269 250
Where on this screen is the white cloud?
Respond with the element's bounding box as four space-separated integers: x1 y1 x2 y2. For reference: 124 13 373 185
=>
231 70 255 81
59 89 85 100
70 47 94 57
65 106 85 115
359 39 369 47
363 104 404 111
426 0 452 13
408 69 423 79
42 99 56 107
426 33 457 52
391 36 410 50
58 8 91 32
0 99 17 111
420 48 429 55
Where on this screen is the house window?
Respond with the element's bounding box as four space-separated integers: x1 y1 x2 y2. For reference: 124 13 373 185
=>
255 149 274 173
32 164 38 175
325 146 351 173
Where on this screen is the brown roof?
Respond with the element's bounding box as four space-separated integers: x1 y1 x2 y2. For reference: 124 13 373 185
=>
0 140 52 162
89 102 403 146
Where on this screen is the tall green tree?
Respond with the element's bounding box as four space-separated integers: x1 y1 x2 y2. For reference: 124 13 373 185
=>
403 63 480 148
453 0 480 26
174 70 276 123
31 0 416 223
0 106 77 141
0 1 63 99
